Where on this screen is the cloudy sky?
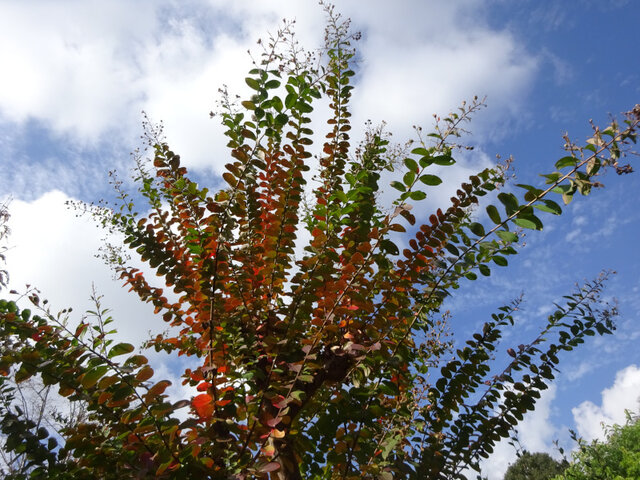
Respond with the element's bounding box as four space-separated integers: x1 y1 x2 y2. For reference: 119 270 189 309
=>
1 1 639 477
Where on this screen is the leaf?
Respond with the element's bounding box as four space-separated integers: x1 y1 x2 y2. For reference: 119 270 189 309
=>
147 380 171 397
192 393 214 419
411 147 429 156
135 365 154 382
403 170 416 186
486 205 501 224
390 181 406 192
285 93 297 109
265 79 280 89
245 77 261 90
271 96 283 112
496 230 518 243
469 222 485 236
380 240 399 255
432 155 455 166
275 113 289 127
555 156 577 169
492 256 508 267
533 199 562 215
81 366 109 389
404 157 419 172
409 191 427 201
513 217 539 230
498 192 519 215
419 174 442 186
108 343 135 358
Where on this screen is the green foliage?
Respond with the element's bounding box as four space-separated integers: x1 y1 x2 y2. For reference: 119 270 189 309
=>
504 452 567 480
553 414 640 480
1 6 640 480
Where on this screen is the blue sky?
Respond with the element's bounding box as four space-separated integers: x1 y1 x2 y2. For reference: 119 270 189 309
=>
0 1 638 477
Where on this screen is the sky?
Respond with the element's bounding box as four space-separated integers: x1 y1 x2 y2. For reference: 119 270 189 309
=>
1 1 639 478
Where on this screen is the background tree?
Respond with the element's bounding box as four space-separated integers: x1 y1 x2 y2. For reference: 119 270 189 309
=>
1 7 639 479
503 451 567 480
552 413 640 480
0 199 10 291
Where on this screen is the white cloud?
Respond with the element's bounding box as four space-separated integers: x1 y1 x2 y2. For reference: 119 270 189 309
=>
565 361 593 382
0 0 538 180
4 191 158 347
0 1 157 141
572 364 640 441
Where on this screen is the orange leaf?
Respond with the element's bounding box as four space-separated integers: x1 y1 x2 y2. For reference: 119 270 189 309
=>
135 365 154 382
147 380 171 397
193 393 214 419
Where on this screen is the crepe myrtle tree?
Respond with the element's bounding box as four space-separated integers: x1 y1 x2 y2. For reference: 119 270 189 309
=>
1 7 639 480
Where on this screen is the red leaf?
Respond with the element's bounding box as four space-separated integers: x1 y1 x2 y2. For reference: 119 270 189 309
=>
196 382 212 392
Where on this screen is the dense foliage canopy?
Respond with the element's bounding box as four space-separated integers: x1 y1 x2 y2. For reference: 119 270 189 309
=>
1 8 639 480
552 415 640 480
503 451 567 480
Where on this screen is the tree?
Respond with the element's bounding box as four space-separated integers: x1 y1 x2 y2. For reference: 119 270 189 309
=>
0 199 9 291
503 452 567 480
552 414 640 480
1 8 639 479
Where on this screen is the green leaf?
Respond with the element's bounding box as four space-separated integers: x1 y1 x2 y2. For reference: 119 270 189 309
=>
432 155 455 166
411 147 429 156
265 79 280 89
533 199 562 215
285 93 297 109
390 181 406 192
486 205 501 225
479 264 491 276
555 156 577 169
275 113 289 127
418 156 433 168
493 256 508 266
380 239 399 255
469 222 485 237
444 243 460 256
404 157 419 172
245 77 261 90
496 230 518 243
271 96 283 112
403 170 416 186
296 101 313 113
419 174 442 186
498 192 519 215
109 343 135 358
409 191 427 201
513 217 539 230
